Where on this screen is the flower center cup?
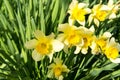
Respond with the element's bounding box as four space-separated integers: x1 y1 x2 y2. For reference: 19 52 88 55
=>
95 11 108 21
35 41 52 55
54 65 62 77
105 47 118 59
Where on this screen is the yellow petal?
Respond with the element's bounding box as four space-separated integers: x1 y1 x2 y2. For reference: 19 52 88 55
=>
78 3 86 9
48 63 56 68
100 5 110 11
32 50 43 61
68 16 75 26
47 69 54 78
109 13 116 19
58 23 77 33
85 8 91 13
81 48 88 54
108 37 120 50
103 32 112 38
108 0 113 6
57 34 65 41
89 25 95 32
48 53 54 62
64 39 69 46
74 46 81 54
108 37 116 46
58 23 70 32
77 20 85 26
63 45 69 53
94 18 99 27
52 40 64 52
54 58 63 64
25 39 37 49
62 64 70 72
90 41 100 54
90 41 96 51
88 15 93 26
58 75 64 80
110 58 120 63
34 30 45 39
69 0 78 10
47 33 55 40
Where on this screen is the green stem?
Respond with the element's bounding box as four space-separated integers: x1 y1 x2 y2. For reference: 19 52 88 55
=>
35 62 41 78
74 55 95 80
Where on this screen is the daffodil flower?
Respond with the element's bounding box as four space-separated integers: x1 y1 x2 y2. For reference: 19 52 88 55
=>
96 32 112 51
104 37 120 63
68 0 91 26
90 32 112 54
47 58 70 80
90 39 101 54
75 26 95 54
107 0 119 19
25 30 64 62
88 4 110 26
57 23 84 54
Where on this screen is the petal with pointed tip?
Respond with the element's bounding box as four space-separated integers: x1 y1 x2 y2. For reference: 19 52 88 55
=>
88 15 93 26
94 18 99 27
110 58 120 63
108 0 113 6
48 53 54 62
74 46 81 54
68 16 75 26
32 50 43 61
78 3 86 9
52 40 64 52
103 32 112 38
25 39 37 49
34 30 45 39
109 13 116 19
54 58 63 64
77 20 85 26
81 48 88 54
85 8 91 13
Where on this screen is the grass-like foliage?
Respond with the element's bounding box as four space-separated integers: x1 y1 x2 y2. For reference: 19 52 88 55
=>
0 0 120 80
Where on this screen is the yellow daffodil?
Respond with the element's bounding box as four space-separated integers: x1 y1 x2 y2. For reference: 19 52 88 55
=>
68 0 91 26
104 37 120 63
90 32 112 54
48 58 70 80
89 0 119 26
57 23 84 54
77 26 95 54
25 30 64 62
90 38 101 54
58 23 82 46
107 0 119 19
88 4 109 26
96 32 112 51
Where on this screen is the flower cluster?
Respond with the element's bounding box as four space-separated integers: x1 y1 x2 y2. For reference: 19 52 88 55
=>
25 0 120 79
68 0 119 26
58 23 120 63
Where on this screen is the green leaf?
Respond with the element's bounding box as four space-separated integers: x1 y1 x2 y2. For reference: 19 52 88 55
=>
15 10 25 42
0 50 17 66
39 0 45 33
26 5 31 40
100 70 120 80
52 0 59 23
3 0 14 20
81 62 118 80
21 48 27 63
